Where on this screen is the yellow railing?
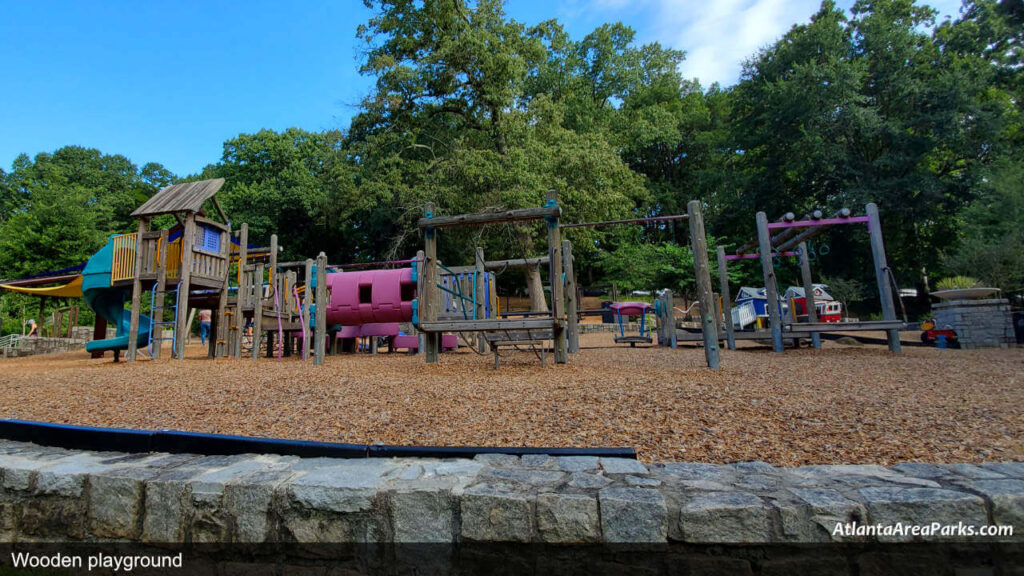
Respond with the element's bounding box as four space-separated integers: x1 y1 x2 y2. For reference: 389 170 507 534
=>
110 234 137 283
165 239 182 278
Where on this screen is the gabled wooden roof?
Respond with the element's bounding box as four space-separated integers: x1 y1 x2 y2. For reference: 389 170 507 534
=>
131 178 225 217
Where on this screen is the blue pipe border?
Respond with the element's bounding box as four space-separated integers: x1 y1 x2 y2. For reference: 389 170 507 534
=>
0 419 637 460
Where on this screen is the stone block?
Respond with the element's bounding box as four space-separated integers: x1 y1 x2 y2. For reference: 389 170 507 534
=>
599 487 667 543
567 472 612 490
460 482 533 542
89 474 144 539
957 479 1024 532
480 467 565 488
288 460 401 514
389 488 456 543
777 488 867 542
679 491 770 543
601 458 648 475
557 456 600 472
858 487 987 541
536 492 600 543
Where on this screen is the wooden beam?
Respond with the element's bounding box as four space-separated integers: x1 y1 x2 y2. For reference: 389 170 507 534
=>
474 247 488 354
867 203 901 353
716 246 736 350
417 205 561 229
442 257 551 275
688 200 720 369
562 239 579 354
547 191 567 364
210 195 228 224
756 211 784 353
313 252 327 365
302 258 313 361
422 204 440 362
232 223 248 358
174 214 196 359
418 318 558 333
152 229 169 359
415 249 425 356
797 241 821 349
126 217 149 363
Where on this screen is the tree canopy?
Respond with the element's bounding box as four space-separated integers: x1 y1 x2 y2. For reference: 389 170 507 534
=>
2 0 1021 315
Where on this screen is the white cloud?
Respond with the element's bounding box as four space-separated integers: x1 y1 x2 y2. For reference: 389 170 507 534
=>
565 0 967 87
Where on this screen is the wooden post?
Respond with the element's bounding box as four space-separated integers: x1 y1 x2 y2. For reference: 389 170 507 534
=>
797 241 822 349
269 234 278 289
688 200 720 369
756 211 784 353
422 205 440 363
866 203 901 353
174 214 196 359
150 230 169 359
303 258 313 361
232 224 249 358
252 263 265 360
562 239 579 354
474 247 488 353
214 225 231 358
716 246 736 350
666 290 677 349
127 217 149 362
314 252 328 365
415 249 426 355
547 191 567 365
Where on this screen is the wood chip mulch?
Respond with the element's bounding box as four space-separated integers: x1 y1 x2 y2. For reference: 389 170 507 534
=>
1 333 1020 464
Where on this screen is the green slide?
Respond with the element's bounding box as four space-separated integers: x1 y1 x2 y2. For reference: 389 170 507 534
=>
83 238 153 355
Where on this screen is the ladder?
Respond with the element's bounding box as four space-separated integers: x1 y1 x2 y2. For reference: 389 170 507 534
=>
148 285 178 358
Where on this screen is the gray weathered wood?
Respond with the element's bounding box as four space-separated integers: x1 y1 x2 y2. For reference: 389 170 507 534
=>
688 200 721 369
866 203 901 353
440 257 551 275
417 205 561 229
174 214 196 359
418 318 558 333
798 241 822 349
126 218 149 363
562 240 579 354
302 259 313 360
415 249 425 356
131 178 226 217
151 229 169 359
252 263 265 360
547 191 567 364
474 247 488 353
422 204 440 362
232 224 248 358
314 253 328 365
716 246 736 350
756 211 784 353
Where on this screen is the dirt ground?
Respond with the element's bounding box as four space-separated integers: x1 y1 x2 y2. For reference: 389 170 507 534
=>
0 332 1020 465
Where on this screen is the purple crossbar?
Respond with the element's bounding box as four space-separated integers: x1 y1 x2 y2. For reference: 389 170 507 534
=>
766 216 869 230
725 251 799 261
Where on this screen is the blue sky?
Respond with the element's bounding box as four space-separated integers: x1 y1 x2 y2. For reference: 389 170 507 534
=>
0 0 963 177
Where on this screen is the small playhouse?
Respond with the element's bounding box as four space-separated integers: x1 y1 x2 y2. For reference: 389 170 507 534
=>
783 284 842 323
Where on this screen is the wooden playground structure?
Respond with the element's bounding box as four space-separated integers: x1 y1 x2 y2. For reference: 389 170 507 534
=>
656 202 907 354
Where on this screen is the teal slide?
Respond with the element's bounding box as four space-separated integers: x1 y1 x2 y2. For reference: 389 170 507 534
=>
82 238 153 355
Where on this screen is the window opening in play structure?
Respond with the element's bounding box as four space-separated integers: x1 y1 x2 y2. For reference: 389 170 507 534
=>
401 282 415 303
359 284 373 304
195 226 221 254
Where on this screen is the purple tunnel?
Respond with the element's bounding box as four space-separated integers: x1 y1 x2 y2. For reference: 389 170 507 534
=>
324 268 417 325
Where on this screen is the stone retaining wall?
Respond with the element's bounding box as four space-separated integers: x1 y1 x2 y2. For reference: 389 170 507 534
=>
0 440 1020 547
1 337 89 358
933 298 1016 349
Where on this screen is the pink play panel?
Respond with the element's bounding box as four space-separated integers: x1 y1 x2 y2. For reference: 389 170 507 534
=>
325 268 416 325
609 301 652 316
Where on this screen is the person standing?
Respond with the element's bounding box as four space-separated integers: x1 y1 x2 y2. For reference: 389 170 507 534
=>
26 318 38 337
198 309 212 344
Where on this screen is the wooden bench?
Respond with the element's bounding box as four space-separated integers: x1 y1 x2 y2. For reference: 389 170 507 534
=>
484 330 554 368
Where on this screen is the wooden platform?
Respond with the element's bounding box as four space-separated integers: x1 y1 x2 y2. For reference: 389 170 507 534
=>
418 318 560 333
